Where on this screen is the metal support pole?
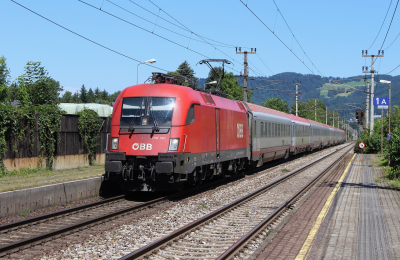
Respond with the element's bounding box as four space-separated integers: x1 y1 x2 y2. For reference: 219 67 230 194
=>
389 82 391 166
314 98 317 121
243 51 248 102
366 82 370 127
363 51 383 134
333 111 335 127
326 107 328 125
294 82 301 117
370 58 375 133
381 108 383 156
236 48 256 102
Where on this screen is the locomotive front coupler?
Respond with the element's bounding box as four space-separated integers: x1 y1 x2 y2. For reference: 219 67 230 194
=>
138 165 156 181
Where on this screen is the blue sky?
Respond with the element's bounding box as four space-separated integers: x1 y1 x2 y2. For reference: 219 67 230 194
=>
1 0 400 95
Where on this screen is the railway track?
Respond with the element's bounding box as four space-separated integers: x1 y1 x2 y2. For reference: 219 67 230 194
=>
0 194 169 258
0 143 352 259
120 142 353 260
0 169 248 258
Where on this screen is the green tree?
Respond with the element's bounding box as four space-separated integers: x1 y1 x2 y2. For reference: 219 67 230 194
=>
94 87 101 99
16 61 63 105
101 90 108 101
168 61 198 87
80 84 87 103
109 90 121 103
262 96 289 113
71 91 80 103
60 91 73 103
0 56 10 102
87 88 95 103
205 67 251 101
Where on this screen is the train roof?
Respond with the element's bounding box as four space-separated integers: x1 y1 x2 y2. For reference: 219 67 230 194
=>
287 114 310 124
245 102 291 119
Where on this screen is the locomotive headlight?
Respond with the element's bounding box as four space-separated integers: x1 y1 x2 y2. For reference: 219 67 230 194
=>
142 117 148 125
111 137 119 150
168 138 180 151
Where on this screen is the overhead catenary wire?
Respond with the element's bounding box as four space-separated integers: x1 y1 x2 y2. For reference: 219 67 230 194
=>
239 0 326 98
78 0 211 60
145 0 244 70
95 0 243 74
366 0 393 50
380 0 400 50
271 0 324 76
106 0 235 48
10 0 168 72
127 0 252 49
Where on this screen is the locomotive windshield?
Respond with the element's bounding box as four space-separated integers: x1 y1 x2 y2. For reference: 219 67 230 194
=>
120 97 175 127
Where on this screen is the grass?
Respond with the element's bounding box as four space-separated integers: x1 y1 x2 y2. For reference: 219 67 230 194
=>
371 154 400 189
319 79 373 97
199 203 207 209
0 165 105 192
282 168 291 173
20 208 33 217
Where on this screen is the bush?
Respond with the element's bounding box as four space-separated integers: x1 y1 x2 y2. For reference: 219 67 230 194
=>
77 108 102 165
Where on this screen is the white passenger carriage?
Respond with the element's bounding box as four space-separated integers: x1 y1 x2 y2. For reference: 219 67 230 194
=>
287 114 312 155
246 103 291 166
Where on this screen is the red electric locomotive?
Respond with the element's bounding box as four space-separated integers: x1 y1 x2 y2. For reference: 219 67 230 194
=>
105 72 250 191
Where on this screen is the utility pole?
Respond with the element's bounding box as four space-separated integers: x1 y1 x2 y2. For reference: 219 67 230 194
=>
293 82 301 116
236 47 256 102
314 98 317 121
326 107 328 125
365 80 370 127
333 111 335 127
362 50 383 134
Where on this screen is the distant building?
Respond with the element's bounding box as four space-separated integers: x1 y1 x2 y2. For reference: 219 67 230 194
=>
58 103 113 117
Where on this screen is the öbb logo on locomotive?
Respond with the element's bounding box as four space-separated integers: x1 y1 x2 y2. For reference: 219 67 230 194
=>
132 143 152 150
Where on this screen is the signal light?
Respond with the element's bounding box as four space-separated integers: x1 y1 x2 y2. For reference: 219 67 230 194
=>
356 110 359 119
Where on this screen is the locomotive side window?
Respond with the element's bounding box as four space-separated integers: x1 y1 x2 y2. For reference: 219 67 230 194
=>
185 104 195 125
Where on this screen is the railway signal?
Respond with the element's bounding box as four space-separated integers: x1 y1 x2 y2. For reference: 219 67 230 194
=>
360 110 364 125
356 110 360 124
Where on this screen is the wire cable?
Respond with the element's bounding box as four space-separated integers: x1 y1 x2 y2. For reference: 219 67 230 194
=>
366 0 393 50
380 0 400 50
10 0 168 72
78 0 211 60
106 0 234 48
128 0 252 49
145 0 244 70
271 0 324 76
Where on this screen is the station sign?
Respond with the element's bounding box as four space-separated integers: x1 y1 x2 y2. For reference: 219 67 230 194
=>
374 97 389 106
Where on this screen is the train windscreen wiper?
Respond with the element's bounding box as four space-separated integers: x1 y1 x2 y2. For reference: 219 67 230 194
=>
128 100 144 134
149 100 159 133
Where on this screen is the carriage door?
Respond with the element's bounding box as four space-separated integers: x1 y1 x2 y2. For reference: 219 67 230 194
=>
216 109 221 158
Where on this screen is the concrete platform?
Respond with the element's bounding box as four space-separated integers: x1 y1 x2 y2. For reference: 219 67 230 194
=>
0 177 102 218
254 153 400 260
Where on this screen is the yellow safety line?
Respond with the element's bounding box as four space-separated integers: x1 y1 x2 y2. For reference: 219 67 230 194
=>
295 153 357 260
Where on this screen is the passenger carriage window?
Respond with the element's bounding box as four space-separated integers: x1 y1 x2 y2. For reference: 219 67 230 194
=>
261 122 264 137
268 123 271 137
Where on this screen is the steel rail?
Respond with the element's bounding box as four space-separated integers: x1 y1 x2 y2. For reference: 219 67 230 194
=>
119 142 353 260
0 196 169 256
0 195 124 232
216 144 353 259
0 165 251 257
